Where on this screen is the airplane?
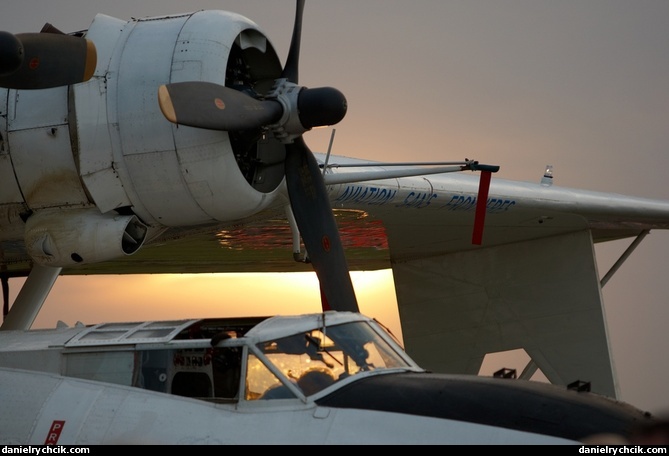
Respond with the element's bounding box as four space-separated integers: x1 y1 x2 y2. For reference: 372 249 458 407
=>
0 0 668 444
0 311 655 444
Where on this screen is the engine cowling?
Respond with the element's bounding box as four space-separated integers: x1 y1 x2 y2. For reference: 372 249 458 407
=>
71 11 288 228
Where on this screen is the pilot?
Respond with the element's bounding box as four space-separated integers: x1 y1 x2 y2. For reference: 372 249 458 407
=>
297 368 336 396
259 382 297 400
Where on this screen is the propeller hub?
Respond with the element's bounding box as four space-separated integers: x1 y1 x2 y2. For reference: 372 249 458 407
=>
266 79 347 143
298 87 347 130
265 78 307 143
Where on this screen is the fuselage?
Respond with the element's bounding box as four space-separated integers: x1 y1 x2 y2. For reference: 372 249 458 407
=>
0 312 652 444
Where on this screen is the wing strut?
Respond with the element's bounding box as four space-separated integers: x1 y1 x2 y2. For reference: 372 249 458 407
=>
0 265 61 331
600 229 650 287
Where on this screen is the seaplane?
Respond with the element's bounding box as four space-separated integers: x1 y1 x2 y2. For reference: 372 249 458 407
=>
0 0 667 444
0 311 655 445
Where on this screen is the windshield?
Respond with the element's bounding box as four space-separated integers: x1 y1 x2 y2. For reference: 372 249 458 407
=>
245 320 411 400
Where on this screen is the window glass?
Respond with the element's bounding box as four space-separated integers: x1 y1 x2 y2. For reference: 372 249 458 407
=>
249 321 410 399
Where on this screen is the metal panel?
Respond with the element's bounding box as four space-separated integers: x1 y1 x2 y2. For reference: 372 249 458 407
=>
112 14 209 224
73 15 133 213
0 87 22 202
123 151 209 226
116 15 185 156
8 128 88 209
7 87 88 209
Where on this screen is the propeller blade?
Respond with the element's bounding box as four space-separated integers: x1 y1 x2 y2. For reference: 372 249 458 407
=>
156 1 357 312
0 32 96 89
285 137 359 313
282 0 305 83
0 31 24 75
158 82 283 131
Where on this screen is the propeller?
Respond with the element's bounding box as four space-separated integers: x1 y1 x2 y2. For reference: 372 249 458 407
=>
158 0 359 312
0 24 97 90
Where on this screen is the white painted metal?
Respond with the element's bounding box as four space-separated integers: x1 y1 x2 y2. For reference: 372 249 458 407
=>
0 88 23 206
0 368 574 445
78 11 287 227
74 15 133 215
23 208 147 267
0 264 61 331
0 312 576 445
1 6 669 416
600 230 650 287
392 230 617 397
7 86 89 209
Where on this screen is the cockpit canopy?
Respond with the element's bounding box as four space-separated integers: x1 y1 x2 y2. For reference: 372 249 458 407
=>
238 313 417 400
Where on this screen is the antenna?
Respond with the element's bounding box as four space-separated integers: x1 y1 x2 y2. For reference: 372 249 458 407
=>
322 129 336 176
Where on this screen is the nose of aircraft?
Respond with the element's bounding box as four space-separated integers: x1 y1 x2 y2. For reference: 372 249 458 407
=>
315 371 652 442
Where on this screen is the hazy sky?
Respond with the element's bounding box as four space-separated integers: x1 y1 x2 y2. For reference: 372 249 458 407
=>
2 1 669 416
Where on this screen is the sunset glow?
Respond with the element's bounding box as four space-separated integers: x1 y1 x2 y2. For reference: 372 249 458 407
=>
17 271 402 340
1 0 668 416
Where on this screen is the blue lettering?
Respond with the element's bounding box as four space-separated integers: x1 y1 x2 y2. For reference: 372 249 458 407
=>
398 192 437 208
486 199 515 213
336 188 516 212
438 195 516 213
440 195 476 211
335 185 397 205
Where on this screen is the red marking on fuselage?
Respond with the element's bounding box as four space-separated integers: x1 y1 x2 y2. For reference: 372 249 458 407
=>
45 420 65 445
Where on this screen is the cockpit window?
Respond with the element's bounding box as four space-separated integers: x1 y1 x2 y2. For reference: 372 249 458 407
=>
247 321 410 400
246 352 297 400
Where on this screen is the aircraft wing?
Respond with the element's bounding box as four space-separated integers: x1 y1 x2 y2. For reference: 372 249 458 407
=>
337 167 669 399
3 153 669 400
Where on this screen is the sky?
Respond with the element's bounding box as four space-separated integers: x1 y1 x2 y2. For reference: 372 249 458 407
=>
2 0 669 416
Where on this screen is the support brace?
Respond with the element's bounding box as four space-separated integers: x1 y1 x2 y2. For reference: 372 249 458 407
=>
0 264 62 331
